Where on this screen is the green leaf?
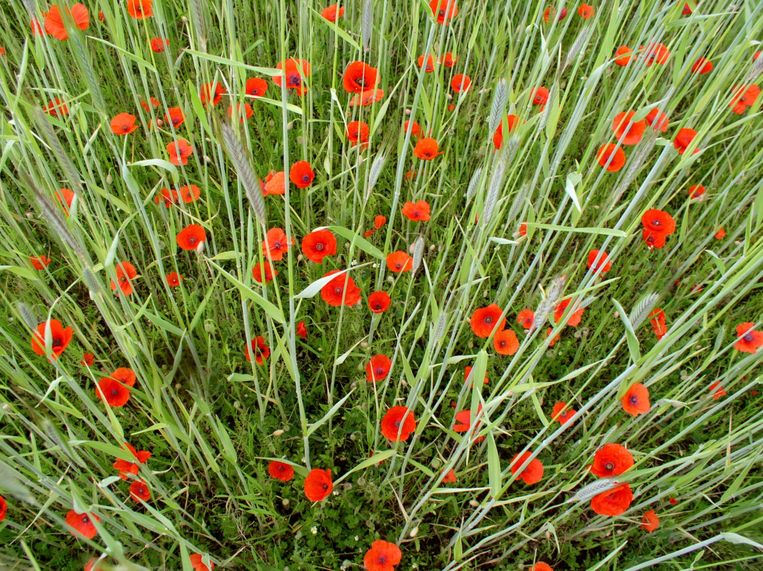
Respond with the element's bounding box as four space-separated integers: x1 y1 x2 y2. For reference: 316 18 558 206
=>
209 261 285 324
326 225 385 260
487 432 502 497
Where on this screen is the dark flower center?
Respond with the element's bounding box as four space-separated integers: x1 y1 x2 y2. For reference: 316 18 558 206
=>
334 287 342 295
743 332 753 342
82 515 89 523
484 316 493 324
315 243 325 251
378 555 388 564
111 387 120 396
375 367 385 375
321 483 328 490
188 236 197 244
274 241 283 249
629 395 638 404
605 462 614 471
302 175 310 182
288 73 302 86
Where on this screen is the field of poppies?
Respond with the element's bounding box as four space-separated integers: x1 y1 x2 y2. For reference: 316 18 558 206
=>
0 1 762 570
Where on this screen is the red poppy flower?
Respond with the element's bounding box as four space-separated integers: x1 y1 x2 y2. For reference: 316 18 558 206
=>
641 209 675 235
268 460 295 482
44 97 69 117
274 58 311 96
597 144 627 172
586 249 612 274
688 184 705 200
729 85 761 114
641 509 659 532
109 367 137 388
551 401 576 424
649 308 667 339
734 322 762 353
709 381 726 399
321 4 345 22
289 161 315 189
714 227 726 240
343 61 379 94
516 308 534 330
682 3 692 15
81 352 95 367
262 171 286 196
176 224 206 251
363 214 387 238
554 298 584 327
453 407 482 436
31 17 46 37
364 539 402 571
177 184 201 204
464 366 489 385
413 138 440 160
612 111 646 146
646 109 670 132
622 383 650 416
228 102 253 122
402 200 431 222
200 82 226 107
141 97 160 112
642 43 670 66
470 304 505 338
450 74 472 94
245 336 270 365
263 228 292 261
366 354 392 382
0 495 6 522
163 106 184 129
31 319 73 359
404 120 422 138
44 3 89 41
691 57 713 75
110 261 138 296
417 54 436 73
442 468 457 483
381 406 416 441
127 0 153 19
150 37 169 53
320 270 362 306
542 6 567 22
492 114 521 149
65 510 99 539
252 261 278 283
30 255 52 270
546 327 561 346
129 480 151 502
673 128 699 155
591 443 634 477
246 77 268 97
162 271 181 287
614 45 633 66
297 321 308 339
591 483 633 516
349 89 385 107
190 554 214 571
368 291 391 314
532 86 549 109
167 138 193 165
96 377 131 407
493 328 519 355
302 229 337 263
510 451 544 485
154 188 176 208
304 468 333 502
347 121 370 146
114 442 151 479
578 4 594 18
386 251 413 273
110 113 138 136
430 0 458 24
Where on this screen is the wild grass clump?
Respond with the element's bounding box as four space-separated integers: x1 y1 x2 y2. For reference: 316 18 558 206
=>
0 1 761 570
